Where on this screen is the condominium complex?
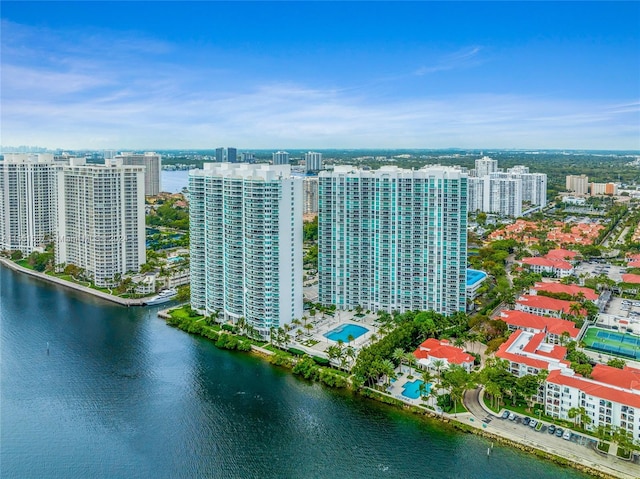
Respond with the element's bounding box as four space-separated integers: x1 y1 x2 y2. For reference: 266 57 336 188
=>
55 158 146 287
305 151 322 173
591 182 618 196
272 151 290 165
469 175 523 217
469 158 546 217
116 152 162 196
189 163 302 337
0 154 61 254
215 147 237 163
303 177 319 215
566 174 589 195
318 165 468 315
475 156 498 177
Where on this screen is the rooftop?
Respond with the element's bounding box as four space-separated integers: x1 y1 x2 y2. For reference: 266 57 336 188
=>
500 310 580 338
531 282 598 301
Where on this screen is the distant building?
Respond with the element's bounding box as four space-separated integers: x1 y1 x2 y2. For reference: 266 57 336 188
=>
566 175 589 195
240 152 255 163
215 147 237 163
303 177 318 214
319 165 467 315
304 151 322 173
189 163 302 338
116 152 162 196
0 154 61 254
590 182 618 196
55 158 146 287
272 151 290 165
474 156 498 177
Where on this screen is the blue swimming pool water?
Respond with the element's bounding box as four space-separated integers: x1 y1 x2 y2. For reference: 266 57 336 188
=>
324 324 369 342
167 256 184 263
402 380 431 400
467 269 487 286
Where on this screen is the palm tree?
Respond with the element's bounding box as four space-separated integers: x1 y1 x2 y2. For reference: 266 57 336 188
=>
347 334 355 345
380 359 396 387
432 359 445 376
392 348 405 369
369 333 378 345
453 337 465 349
568 301 583 318
269 327 276 345
304 323 313 336
404 352 417 377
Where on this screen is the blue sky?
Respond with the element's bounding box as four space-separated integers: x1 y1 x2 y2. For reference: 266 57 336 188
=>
2 2 639 150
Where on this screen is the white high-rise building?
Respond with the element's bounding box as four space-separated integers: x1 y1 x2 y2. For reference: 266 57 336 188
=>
55 158 146 287
303 177 319 215
189 163 303 337
305 152 322 173
116 152 162 196
506 166 547 209
485 175 523 217
272 151 290 165
475 156 498 177
467 177 486 213
318 165 467 315
0 154 60 254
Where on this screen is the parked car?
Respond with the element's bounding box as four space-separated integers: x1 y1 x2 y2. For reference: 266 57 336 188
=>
502 411 510 419
523 417 531 426
547 425 556 435
508 413 516 421
563 430 572 440
529 419 538 429
555 427 564 437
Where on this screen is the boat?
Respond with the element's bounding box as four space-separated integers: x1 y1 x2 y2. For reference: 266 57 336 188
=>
145 288 178 306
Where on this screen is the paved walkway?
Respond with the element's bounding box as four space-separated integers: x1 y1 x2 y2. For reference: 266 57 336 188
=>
0 258 146 306
463 388 639 479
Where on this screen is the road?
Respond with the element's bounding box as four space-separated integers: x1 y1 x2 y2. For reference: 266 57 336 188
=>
462 388 639 479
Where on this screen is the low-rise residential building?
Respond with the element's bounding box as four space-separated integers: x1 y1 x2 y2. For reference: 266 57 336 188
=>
413 338 475 372
515 294 585 318
545 248 579 262
499 310 580 344
545 366 640 440
621 274 640 284
495 329 571 377
530 282 598 301
520 257 574 277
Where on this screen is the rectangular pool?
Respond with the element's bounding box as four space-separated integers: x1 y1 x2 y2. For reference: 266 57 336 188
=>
323 324 369 342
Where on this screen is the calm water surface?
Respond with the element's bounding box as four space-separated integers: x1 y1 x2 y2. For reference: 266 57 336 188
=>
161 170 189 193
1 266 591 479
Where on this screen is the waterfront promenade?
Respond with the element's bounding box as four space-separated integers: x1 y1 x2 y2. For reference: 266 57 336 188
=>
462 388 639 479
0 258 146 306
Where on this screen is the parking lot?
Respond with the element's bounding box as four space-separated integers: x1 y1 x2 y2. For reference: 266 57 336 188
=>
574 261 626 283
497 410 596 448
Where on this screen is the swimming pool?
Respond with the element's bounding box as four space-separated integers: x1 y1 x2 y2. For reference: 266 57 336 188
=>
323 324 369 342
167 256 184 263
402 380 431 400
467 269 487 286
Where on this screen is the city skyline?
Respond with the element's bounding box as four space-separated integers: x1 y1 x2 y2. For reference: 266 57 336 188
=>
2 2 639 150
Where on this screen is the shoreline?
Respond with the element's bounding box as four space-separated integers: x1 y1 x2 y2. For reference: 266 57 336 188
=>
157 305 636 479
0 258 147 307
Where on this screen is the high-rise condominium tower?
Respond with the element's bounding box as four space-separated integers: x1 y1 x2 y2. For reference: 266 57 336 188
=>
55 158 146 287
475 156 498 177
305 151 322 173
303 177 319 215
116 152 162 196
215 147 238 163
0 154 60 254
189 163 302 338
272 151 290 165
318 165 468 315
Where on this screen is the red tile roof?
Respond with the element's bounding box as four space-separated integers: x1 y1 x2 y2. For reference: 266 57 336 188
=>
495 330 569 370
590 365 640 390
516 295 585 316
546 248 578 260
628 260 640 268
521 257 573 270
413 338 474 365
621 273 640 284
531 282 598 301
500 310 580 338
626 253 640 262
547 369 640 408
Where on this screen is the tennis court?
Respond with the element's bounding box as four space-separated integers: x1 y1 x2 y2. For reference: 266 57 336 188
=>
583 327 640 360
